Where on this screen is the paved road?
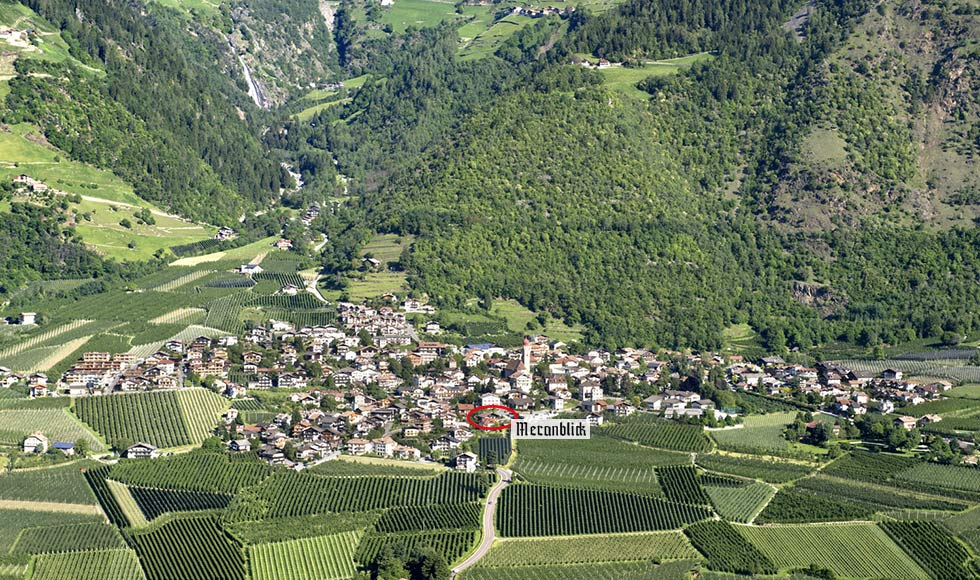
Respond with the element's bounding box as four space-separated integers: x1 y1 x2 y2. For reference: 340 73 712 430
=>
452 467 512 578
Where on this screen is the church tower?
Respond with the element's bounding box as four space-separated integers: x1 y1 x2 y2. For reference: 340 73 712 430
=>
522 337 532 370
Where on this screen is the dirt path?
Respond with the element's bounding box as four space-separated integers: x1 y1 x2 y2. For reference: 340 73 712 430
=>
452 468 512 578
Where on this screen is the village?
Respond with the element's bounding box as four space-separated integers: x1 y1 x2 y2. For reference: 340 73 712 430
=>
2 289 976 471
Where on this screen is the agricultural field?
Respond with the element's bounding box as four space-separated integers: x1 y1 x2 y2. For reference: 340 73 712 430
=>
240 471 491 519
0 460 99 505
11 522 125 555
130 487 232 521
704 482 775 523
738 523 929 578
126 516 247 580
495 485 712 536
108 450 272 494
755 487 874 524
894 462 980 495
0 508 105 553
461 560 700 580
74 388 228 449
0 408 104 451
249 531 362 580
225 512 379 546
684 521 775 575
354 530 477 565
658 465 710 505
831 358 980 383
513 435 687 495
696 453 813 483
709 413 796 454
603 415 712 452
821 451 919 485
478 436 512 465
592 53 713 99
106 479 149 528
373 503 481 533
31 548 147 580
881 521 976 579
794 475 966 511
84 466 129 528
475 532 699 568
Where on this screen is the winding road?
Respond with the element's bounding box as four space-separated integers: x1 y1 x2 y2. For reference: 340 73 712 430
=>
452 467 512 578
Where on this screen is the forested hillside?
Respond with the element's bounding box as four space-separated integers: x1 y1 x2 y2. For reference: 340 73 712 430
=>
4 0 285 224
2 0 979 353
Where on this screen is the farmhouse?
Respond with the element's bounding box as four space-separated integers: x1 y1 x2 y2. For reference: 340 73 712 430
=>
23 432 48 453
455 452 479 472
126 442 159 459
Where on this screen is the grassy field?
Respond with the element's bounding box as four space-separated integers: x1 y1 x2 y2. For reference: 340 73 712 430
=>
592 53 714 99
721 323 763 356
0 121 213 259
738 523 928 579
106 479 149 528
489 299 585 342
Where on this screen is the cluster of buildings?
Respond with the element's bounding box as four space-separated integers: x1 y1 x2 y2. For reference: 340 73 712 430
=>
508 5 574 18
726 359 951 416
300 204 321 226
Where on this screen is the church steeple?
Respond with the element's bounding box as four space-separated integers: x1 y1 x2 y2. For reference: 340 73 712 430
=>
522 336 532 370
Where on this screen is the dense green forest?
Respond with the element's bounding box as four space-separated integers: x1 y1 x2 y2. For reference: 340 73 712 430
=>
289 0 980 351
3 0 980 353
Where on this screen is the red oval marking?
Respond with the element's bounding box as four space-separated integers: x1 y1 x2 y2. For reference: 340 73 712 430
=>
467 404 519 431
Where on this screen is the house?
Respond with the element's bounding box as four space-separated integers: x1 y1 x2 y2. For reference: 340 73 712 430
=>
215 226 235 240
52 442 75 456
238 264 263 275
362 257 382 270
918 414 942 426
20 312 36 325
395 445 422 460
125 442 159 459
480 393 501 407
23 432 48 453
882 368 904 381
372 437 397 457
228 439 251 452
455 452 479 473
274 239 293 250
346 438 372 455
894 416 918 431
587 412 604 426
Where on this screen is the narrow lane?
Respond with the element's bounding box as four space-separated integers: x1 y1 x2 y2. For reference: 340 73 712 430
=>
452 467 512 578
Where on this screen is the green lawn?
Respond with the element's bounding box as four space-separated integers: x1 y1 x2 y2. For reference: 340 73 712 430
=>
593 54 713 99
360 233 413 264
380 0 461 34
490 299 584 342
73 199 214 261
